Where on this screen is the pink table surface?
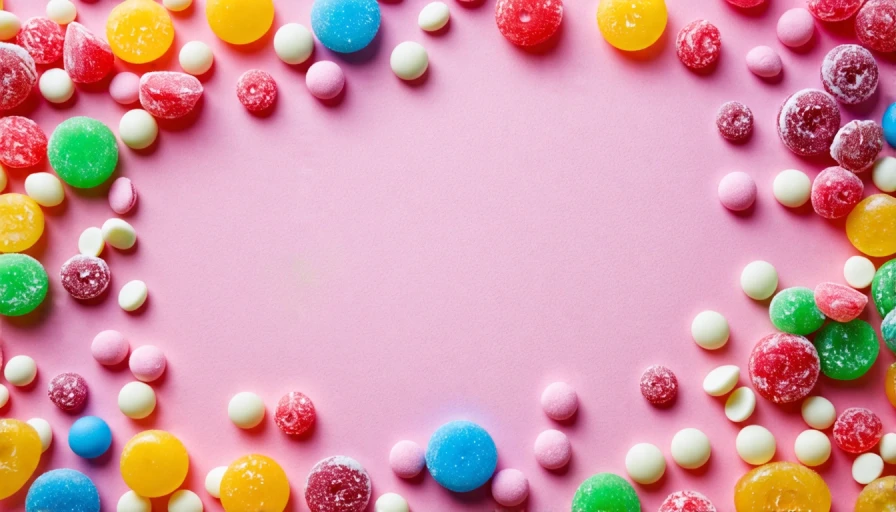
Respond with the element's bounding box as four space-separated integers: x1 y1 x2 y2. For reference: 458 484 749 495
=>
2 0 895 510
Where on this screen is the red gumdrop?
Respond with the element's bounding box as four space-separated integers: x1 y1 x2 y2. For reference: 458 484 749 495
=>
0 42 37 111
639 365 678 405
856 0 896 53
716 101 753 142
495 0 563 47
274 391 316 435
811 166 863 219
831 120 883 173
676 20 721 71
833 407 882 453
60 255 111 300
17 17 65 65
725 0 764 6
808 0 864 21
48 372 88 412
305 456 371 512
659 491 717 512
814 282 868 322
821 44 878 105
64 22 113 84
749 332 820 404
139 71 203 120
236 70 277 113
0 116 47 169
777 89 841 156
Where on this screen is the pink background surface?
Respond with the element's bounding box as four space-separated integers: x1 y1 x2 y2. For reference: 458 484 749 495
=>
2 0 896 510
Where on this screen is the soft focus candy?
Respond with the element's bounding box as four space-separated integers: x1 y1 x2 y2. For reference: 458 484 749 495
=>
204 466 226 499
749 332 820 404
813 282 867 322
0 254 48 315
221 455 290 512
856 476 896 512
206 0 274 45
856 0 896 53
139 71 203 119
17 17 64 64
25 469 99 512
426 420 497 492
495 0 563 47
389 440 425 478
0 42 37 111
0 116 47 169
659 491 716 512
0 11 20 41
847 195 896 257
571 473 640 512
107 0 174 64
60 255 111 300
63 22 113 84
68 416 111 459
808 0 863 21
733 462 831 511
777 8 815 48
874 156 896 192
821 44 878 105
811 166 863 220
48 372 88 412
887 363 896 407
769 287 825 335
597 0 667 52
833 407 882 453
830 120 883 173
777 89 840 156
0 193 44 253
873 261 896 318
491 469 529 507
48 117 117 189
716 101 753 142
120 430 189 497
746 46 782 78
675 20 721 71
845 255 876 288
639 364 677 405
109 72 140 105
311 0 380 53
236 69 277 113
129 345 166 382
46 0 77 25
884 309 896 353
305 456 369 512
274 391 315 435
815 319 878 380
0 418 42 499
26 418 52 453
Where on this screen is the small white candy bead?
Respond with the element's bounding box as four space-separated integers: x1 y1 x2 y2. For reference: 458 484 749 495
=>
24 172 65 207
873 156 896 193
418 2 450 32
773 169 811 208
102 218 137 250
844 256 876 289
228 391 265 428
703 365 740 396
390 42 429 81
736 425 776 465
740 260 778 300
374 493 410 512
78 227 105 257
118 280 148 312
670 428 711 469
624 442 665 484
4 355 37 386
39 68 74 104
179 41 214 75
853 453 884 485
26 418 52 452
691 310 729 350
273 23 314 65
168 490 203 512
162 0 192 11
725 387 756 423
46 0 77 24
118 381 156 419
118 490 151 512
119 109 158 150
0 11 20 41
880 433 896 464
801 396 836 430
794 429 830 467
205 466 227 498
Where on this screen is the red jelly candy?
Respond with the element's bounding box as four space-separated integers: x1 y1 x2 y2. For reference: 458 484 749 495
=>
659 491 717 512
814 282 868 322
639 365 678 405
821 44 878 105
236 70 277 113
749 332 820 404
808 0 863 21
495 0 563 47
856 0 896 53
725 0 764 6
274 391 316 436
139 71 203 120
48 372 88 412
811 166 863 220
833 407 882 453
305 456 371 512
831 120 883 173
0 42 37 111
17 17 65 65
60 255 111 300
676 20 721 71
0 116 47 169
64 22 114 84
777 89 840 157
716 101 753 142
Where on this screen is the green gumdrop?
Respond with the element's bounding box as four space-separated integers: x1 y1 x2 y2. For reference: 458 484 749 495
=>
769 287 825 335
572 473 640 512
872 259 896 318
0 254 48 316
883 309 896 355
814 319 878 380
48 116 118 189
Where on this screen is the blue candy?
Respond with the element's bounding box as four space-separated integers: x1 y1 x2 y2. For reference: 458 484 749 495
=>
68 416 111 459
425 420 497 493
26 469 99 512
311 0 380 54
883 102 896 149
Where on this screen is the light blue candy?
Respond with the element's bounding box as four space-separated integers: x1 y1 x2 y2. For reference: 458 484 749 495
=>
311 0 380 53
883 102 896 149
425 420 497 493
884 309 896 354
26 469 99 512
68 416 111 459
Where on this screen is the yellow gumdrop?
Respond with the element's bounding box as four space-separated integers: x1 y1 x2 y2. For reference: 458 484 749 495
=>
0 419 42 499
597 0 667 52
846 194 896 257
734 462 831 512
107 0 174 64
206 0 274 45
0 193 44 253
120 430 189 498
220 454 290 512
856 476 896 511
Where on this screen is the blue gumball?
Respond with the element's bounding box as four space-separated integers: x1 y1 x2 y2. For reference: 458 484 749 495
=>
68 416 112 459
425 420 498 492
883 102 896 149
26 469 100 512
311 0 381 54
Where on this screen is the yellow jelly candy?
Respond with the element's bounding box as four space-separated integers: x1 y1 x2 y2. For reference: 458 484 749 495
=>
597 0 667 52
220 454 290 512
734 462 831 512
0 419 42 499
120 430 189 497
206 0 274 45
847 194 896 257
107 0 174 64
857 476 896 510
0 193 44 253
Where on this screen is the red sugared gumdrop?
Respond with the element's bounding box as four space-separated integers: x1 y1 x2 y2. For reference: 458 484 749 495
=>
305 456 371 512
676 20 721 71
814 282 868 322
725 0 764 7
236 70 277 113
0 116 47 169
777 89 840 156
60 255 111 300
811 166 863 219
17 17 65 65
659 491 717 512
48 372 88 412
0 42 37 111
808 0 863 21
831 120 883 173
274 391 315 436
833 407 882 453
495 0 563 47
821 44 878 105
716 101 753 142
640 365 678 405
139 71 203 120
749 332 820 404
64 22 113 84
856 0 896 53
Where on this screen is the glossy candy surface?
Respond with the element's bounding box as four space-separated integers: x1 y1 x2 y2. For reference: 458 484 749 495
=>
0 418 42 499
733 462 831 512
120 430 189 497
0 253 48 316
221 454 290 512
0 193 44 253
597 0 667 52
847 195 896 257
107 0 174 64
206 0 274 45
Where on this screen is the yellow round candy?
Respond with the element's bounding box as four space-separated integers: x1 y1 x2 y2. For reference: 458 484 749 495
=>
734 462 831 512
220 454 290 512
206 0 274 45
597 0 667 52
857 476 896 511
0 419 42 499
107 0 175 64
120 430 189 498
0 193 45 253
846 194 896 257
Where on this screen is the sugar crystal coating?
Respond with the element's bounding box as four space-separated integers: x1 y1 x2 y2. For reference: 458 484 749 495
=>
221 454 289 511
808 0 863 21
659 490 716 512
814 319 878 380
60 255 111 300
639 364 678 405
306 61 345 100
106 0 174 64
597 0 667 52
813 282 867 322
571 473 640 512
0 42 37 111
63 22 113 84
847 195 896 258
856 476 896 511
139 71 202 119
495 0 563 47
426 420 497 492
274 391 315 435
716 101 753 142
811 166 863 219
25 468 99 512
492 468 529 507
856 0 896 53
389 440 425 478
831 120 883 173
0 253 47 316
777 89 840 157
541 381 578 420
769 287 825 335
749 332 819 404
872 259 896 317
821 44 878 105
120 430 189 497
304 455 369 512
48 372 88 412
0 419 42 499
236 69 277 113
834 407 882 453
311 0 381 54
734 462 831 510
48 116 118 189
883 309 896 354
0 116 47 169
534 429 571 469
676 20 721 71
17 17 64 64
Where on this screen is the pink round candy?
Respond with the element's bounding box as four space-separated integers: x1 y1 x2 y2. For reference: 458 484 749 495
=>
237 69 277 113
48 372 88 412
856 0 896 53
274 391 316 435
640 365 678 405
541 381 577 421
777 89 840 156
830 120 883 173
716 101 753 142
306 61 344 100
60 255 111 300
811 166 863 219
718 171 756 211
129 345 166 383
91 330 129 366
777 8 815 48
821 44 878 105
745 46 782 78
492 468 529 507
675 20 721 71
534 429 571 469
109 72 140 105
389 440 425 478
808 0 863 22
108 177 137 214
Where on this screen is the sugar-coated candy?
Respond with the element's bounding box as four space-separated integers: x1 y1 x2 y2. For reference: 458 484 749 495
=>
495 0 563 47
853 453 884 484
205 466 226 498
164 0 192 12
718 171 756 211
812 166 863 220
831 121 883 173
597 0 667 52
0 11 21 41
129 345 165 382
118 381 156 419
0 42 36 111
121 430 189 497
777 89 840 156
109 177 137 214
749 332 819 404
659 491 716 512
25 469 99 512
874 156 896 192
0 254 47 316
139 71 203 119
237 70 277 112
872 260 896 317
17 17 64 64
68 416 112 459
206 0 274 45
390 440 425 478
534 429 571 469
740 260 778 300
48 372 88 412
773 169 811 208
725 387 756 423
390 42 428 81
847 195 896 257
676 20 721 71
306 61 345 100
311 0 380 53
691 310 729 349
46 0 77 25
813 282 867 322
228 391 265 428
856 476 896 511
274 391 315 435
856 0 896 53
571 473 640 512
92 330 129 365
0 116 47 168
119 109 158 150
118 491 151 512
60 255 111 300
39 68 75 104
777 8 814 48
801 396 835 429
110 72 140 105
624 442 665 484
491 469 529 507
734 462 831 511
887 363 896 407
670 428 710 469
274 23 314 64
220 455 289 511
179 41 213 75
639 364 677 405
107 0 174 64
419 2 450 32
808 0 863 21
769 287 825 335
541 381 577 420
736 425 776 465
884 309 896 353
716 101 752 142
102 218 136 250
834 407 882 453
816 320 878 380
0 419 42 499
821 45 878 105
746 46 782 78
880 434 896 463
63 22 113 84
169 490 203 512
426 420 497 492
794 429 831 466
119 279 148 311
49 117 118 189
5 354 37 385
703 364 739 396
26 418 52 453
306 457 374 512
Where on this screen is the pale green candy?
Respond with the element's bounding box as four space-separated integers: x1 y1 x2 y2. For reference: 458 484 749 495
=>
873 259 896 318
0 254 48 316
769 287 825 335
48 117 118 189
572 473 640 512
815 319 878 380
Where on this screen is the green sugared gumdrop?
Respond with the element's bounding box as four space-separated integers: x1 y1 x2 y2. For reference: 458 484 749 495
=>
0 254 48 316
769 287 825 335
814 319 878 380
883 310 896 355
48 116 118 189
872 259 896 318
572 473 640 512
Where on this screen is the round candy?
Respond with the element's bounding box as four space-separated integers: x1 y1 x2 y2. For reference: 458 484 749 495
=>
39 68 75 104
311 0 380 53
702 364 739 396
740 260 778 300
773 169 811 208
63 22 114 84
854 453 884 484
0 193 44 254
0 42 37 111
119 109 158 150
856 0 896 53
541 381 577 420
0 116 48 169
495 0 563 47
164 0 192 11
874 156 896 193
491 468 528 507
571 473 640 511
847 195 896 257
534 429 571 469
777 8 814 48
821 44 878 105
734 462 830 510
597 0 667 52
46 0 77 25
17 17 64 64
389 440 425 478
736 425 776 465
109 72 140 105
808 0 863 21
68 416 111 459
794 429 831 466
691 310 729 350
659 491 716 512
304 456 369 512
639 364 677 405
0 419 42 499
813 282 867 322
5 354 37 385
228 391 265 428
0 11 21 41
624 442 665 484
718 171 756 211
812 166 863 220
48 372 88 412
872 260 896 317
118 381 155 419
274 23 314 64
25 469 99 512
676 20 721 71
91 330 128 365
60 255 111 300
118 491 150 512
880 434 896 463
24 172 64 208
746 46 782 78
725 387 756 423
129 345 165 382
169 490 203 512
106 0 174 64
0 254 48 315
49 117 118 189
179 40 213 75
274 391 315 435
831 121 883 173
419 2 450 32
120 430 189 497
390 41 428 81
119 279 148 311
205 466 226 498
857 476 896 511
749 332 820 404
102 218 136 250
715 101 753 142
802 396 836 429
26 418 52 453
769 287 825 335
109 177 137 215
374 493 409 512
237 69 277 112
426 420 497 492
834 407 882 453
79 226 104 257
777 89 840 156
139 71 203 120
306 60 345 100
206 0 274 45
670 428 710 469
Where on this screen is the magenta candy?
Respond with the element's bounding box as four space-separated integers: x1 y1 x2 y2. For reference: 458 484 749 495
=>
833 407 882 453
676 20 721 71
821 44 878 105
139 71 203 119
0 116 47 169
129 345 166 382
495 0 563 47
108 177 137 214
63 22 113 84
0 42 38 111
749 332 820 404
856 0 896 53
91 329 129 366
236 70 277 113
60 255 111 300
492 468 529 507
109 72 140 105
808 0 863 21
305 456 371 512
17 17 65 64
777 89 840 156
306 61 344 100
541 381 578 420
831 120 883 173
718 171 756 211
47 372 88 412
274 391 316 435
716 101 753 142
814 282 868 322
389 440 425 478
639 365 678 405
811 166 863 219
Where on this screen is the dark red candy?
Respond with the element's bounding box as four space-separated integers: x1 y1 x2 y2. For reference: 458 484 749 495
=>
676 20 721 71
777 89 840 156
831 120 883 173
639 365 678 405
17 17 65 65
808 0 863 21
0 42 38 111
821 44 878 105
274 391 316 435
0 116 48 168
64 22 114 84
236 70 277 113
749 332 819 404
814 282 868 322
833 407 882 453
495 0 563 47
659 491 717 512
856 0 896 53
47 372 88 412
305 456 371 512
60 255 111 300
811 166 863 219
139 71 203 119
716 101 753 142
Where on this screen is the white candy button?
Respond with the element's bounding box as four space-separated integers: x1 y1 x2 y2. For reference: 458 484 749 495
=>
740 260 778 300
880 433 896 464
624 442 665 484
691 310 729 350
418 2 450 32
179 41 214 75
24 172 64 207
773 169 811 207
78 227 104 257
274 23 314 65
0 383 7 408
801 396 836 430
725 387 756 423
703 365 740 396
26 418 52 452
119 109 158 150
118 280 148 312
794 429 830 467
853 453 884 485
374 493 410 512
0 11 20 41
118 490 151 512
390 42 428 81
873 156 896 193
118 381 156 419
4 355 36 386
671 428 711 469
736 425 776 465
844 256 876 289
39 68 74 104
162 0 192 11
46 0 77 24
102 218 137 250
228 391 265 429
205 466 227 498
169 490 203 512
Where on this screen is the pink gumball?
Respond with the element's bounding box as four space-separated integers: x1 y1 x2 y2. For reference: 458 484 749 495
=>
389 440 425 478
534 429 571 470
109 72 140 105
492 469 529 507
541 381 578 421
306 61 345 100
91 330 129 366
718 172 756 211
746 46 782 78
129 345 166 382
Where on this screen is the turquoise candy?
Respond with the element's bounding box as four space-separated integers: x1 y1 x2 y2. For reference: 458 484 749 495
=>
425 420 497 493
26 469 99 512
814 319 879 380
310 0 381 53
883 309 896 354
572 473 640 512
0 253 48 316
769 287 825 335
48 117 118 189
873 259 896 318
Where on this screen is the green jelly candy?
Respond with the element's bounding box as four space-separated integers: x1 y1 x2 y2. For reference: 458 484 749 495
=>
872 259 896 318
769 287 825 335
48 116 118 188
814 319 879 380
883 310 896 355
0 254 48 316
572 473 640 512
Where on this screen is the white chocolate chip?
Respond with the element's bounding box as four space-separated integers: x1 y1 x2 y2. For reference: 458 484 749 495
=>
691 310 729 350
102 218 137 250
168 490 203 512
24 172 64 207
853 453 884 485
773 169 811 207
274 23 313 65
118 381 156 419
740 260 778 300
418 2 450 32
703 365 740 396
725 387 756 423
119 109 158 150
390 42 429 81
801 396 836 430
624 442 665 484
228 391 265 429
736 425 776 465
670 428 711 469
78 227 104 257
794 429 831 467
4 355 36 386
844 256 875 289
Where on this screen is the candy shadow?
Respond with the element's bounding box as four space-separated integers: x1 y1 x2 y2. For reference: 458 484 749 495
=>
611 21 670 63
156 95 204 132
398 67 431 89
754 68 785 86
785 33 818 55
456 0 486 9
842 87 882 117
511 21 564 57
315 83 347 108
123 292 150 317
722 1 771 19
437 484 491 506
225 26 275 55
335 24 384 66
3 275 54 328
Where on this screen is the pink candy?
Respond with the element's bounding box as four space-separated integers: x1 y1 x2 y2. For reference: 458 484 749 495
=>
109 72 141 105
725 0 764 6
306 61 345 101
389 440 425 478
305 456 371 512
0 116 47 168
108 177 137 214
91 330 129 366
639 364 678 405
495 0 563 47
749 332 820 404
821 44 878 105
236 70 277 113
718 171 757 211
833 407 882 454
17 17 65 65
274 391 316 435
659 491 717 512
0 42 37 111
129 345 166 383
814 282 868 322
777 89 840 156
856 0 896 53
811 166 863 219
745 46 782 78
541 381 578 421
777 8 815 48
676 20 721 71
716 101 753 142
64 22 113 84
47 372 88 412
491 468 529 507
830 120 883 173
60 255 111 300
808 0 863 22
139 71 203 119
533 429 571 469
